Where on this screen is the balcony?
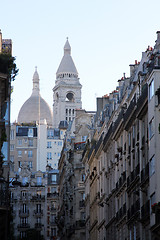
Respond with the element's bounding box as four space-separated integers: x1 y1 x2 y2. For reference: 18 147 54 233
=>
136 83 148 117
47 192 59 198
141 136 145 150
151 208 160 236
127 199 140 221
33 210 43 217
75 220 85 228
127 164 140 190
17 223 30 230
74 142 86 151
124 97 136 130
20 195 29 201
31 195 45 201
141 200 150 222
66 225 75 237
95 134 103 154
88 143 96 160
116 172 126 194
140 162 149 186
19 210 29 217
116 203 126 222
103 124 113 149
35 223 42 229
112 109 124 134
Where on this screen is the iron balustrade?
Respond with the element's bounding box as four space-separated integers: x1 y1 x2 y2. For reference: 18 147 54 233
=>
141 162 149 184
95 134 103 153
141 200 150 221
103 124 113 148
127 199 140 220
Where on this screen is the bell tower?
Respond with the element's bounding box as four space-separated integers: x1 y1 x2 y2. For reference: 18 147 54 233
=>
53 39 82 128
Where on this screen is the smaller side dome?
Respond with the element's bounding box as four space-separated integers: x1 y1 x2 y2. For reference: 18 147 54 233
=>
17 68 53 125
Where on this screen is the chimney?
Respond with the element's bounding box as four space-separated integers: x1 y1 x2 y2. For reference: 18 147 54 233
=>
154 31 160 53
156 31 160 43
129 64 135 77
0 29 2 53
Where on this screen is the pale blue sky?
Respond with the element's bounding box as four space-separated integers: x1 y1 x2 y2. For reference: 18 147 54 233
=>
1 0 160 122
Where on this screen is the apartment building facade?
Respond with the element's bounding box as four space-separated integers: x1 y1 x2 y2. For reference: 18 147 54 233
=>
0 30 18 240
57 109 95 240
10 164 59 240
81 31 160 240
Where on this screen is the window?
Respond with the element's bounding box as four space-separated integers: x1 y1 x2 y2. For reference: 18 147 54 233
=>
51 228 57 237
47 141 52 148
18 139 22 145
58 141 62 146
47 152 52 159
21 191 27 198
18 161 22 168
82 192 85 200
10 144 14 151
51 187 57 193
28 161 32 168
28 139 33 146
36 204 41 213
37 217 41 223
150 155 155 176
57 152 61 157
51 174 57 182
149 118 154 139
22 177 28 186
66 109 68 114
151 193 155 208
81 174 85 182
28 150 33 158
28 128 33 137
37 176 42 186
10 155 14 162
22 204 27 213
10 129 14 140
47 129 54 138
149 79 154 100
20 232 27 238
81 212 85 220
51 214 56 223
81 136 87 142
18 151 22 157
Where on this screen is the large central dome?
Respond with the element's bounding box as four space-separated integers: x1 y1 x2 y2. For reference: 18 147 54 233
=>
17 68 53 125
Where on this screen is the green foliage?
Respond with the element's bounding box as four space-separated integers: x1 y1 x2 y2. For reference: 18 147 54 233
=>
0 53 18 81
